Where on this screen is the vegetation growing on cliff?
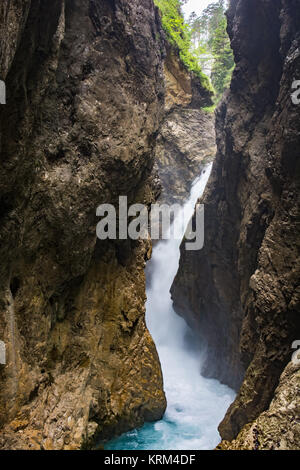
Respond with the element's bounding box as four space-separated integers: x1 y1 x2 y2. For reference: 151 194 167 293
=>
154 0 213 92
188 0 234 101
154 0 234 103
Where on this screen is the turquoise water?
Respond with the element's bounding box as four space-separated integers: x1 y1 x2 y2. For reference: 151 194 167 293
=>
106 165 235 451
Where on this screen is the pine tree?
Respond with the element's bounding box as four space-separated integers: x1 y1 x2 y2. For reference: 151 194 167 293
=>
187 0 234 102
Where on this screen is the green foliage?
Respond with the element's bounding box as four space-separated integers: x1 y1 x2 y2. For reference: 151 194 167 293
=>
154 0 213 92
202 105 216 113
154 0 234 102
210 16 234 99
188 0 234 102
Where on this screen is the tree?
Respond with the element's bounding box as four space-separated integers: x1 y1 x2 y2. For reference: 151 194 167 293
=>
154 0 213 92
187 0 234 102
210 15 234 98
154 0 233 104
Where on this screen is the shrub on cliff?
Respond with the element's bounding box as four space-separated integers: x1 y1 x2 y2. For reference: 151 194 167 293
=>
154 0 213 93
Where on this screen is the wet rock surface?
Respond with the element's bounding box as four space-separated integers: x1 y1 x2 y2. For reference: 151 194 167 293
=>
171 0 300 447
154 108 216 206
153 44 215 211
0 0 167 450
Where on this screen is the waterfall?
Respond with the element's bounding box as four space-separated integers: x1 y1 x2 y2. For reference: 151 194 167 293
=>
106 164 235 450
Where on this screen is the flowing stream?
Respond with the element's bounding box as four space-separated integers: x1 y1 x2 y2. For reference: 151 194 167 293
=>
106 164 235 450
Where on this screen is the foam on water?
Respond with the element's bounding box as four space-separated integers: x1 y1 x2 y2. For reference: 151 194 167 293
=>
106 164 235 450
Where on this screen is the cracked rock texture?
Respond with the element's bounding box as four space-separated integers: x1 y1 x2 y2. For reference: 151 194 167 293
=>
217 362 300 450
171 0 300 447
0 0 168 450
0 0 214 450
154 108 216 206
154 44 215 210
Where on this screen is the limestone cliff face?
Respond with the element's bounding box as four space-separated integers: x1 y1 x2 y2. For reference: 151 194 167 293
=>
171 0 300 447
0 0 167 450
154 46 215 207
217 361 300 450
154 108 216 206
163 45 213 113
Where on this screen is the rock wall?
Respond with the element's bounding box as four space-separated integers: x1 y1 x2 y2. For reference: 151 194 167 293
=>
154 45 215 209
171 0 300 447
217 361 300 450
0 0 168 450
163 45 213 113
154 108 216 206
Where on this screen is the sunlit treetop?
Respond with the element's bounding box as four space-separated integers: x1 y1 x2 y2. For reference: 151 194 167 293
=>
154 0 213 93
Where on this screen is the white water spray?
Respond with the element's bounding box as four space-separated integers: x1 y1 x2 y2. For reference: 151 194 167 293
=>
106 164 235 450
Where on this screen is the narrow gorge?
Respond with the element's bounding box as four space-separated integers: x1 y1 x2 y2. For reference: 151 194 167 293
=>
0 0 299 453
172 0 300 450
